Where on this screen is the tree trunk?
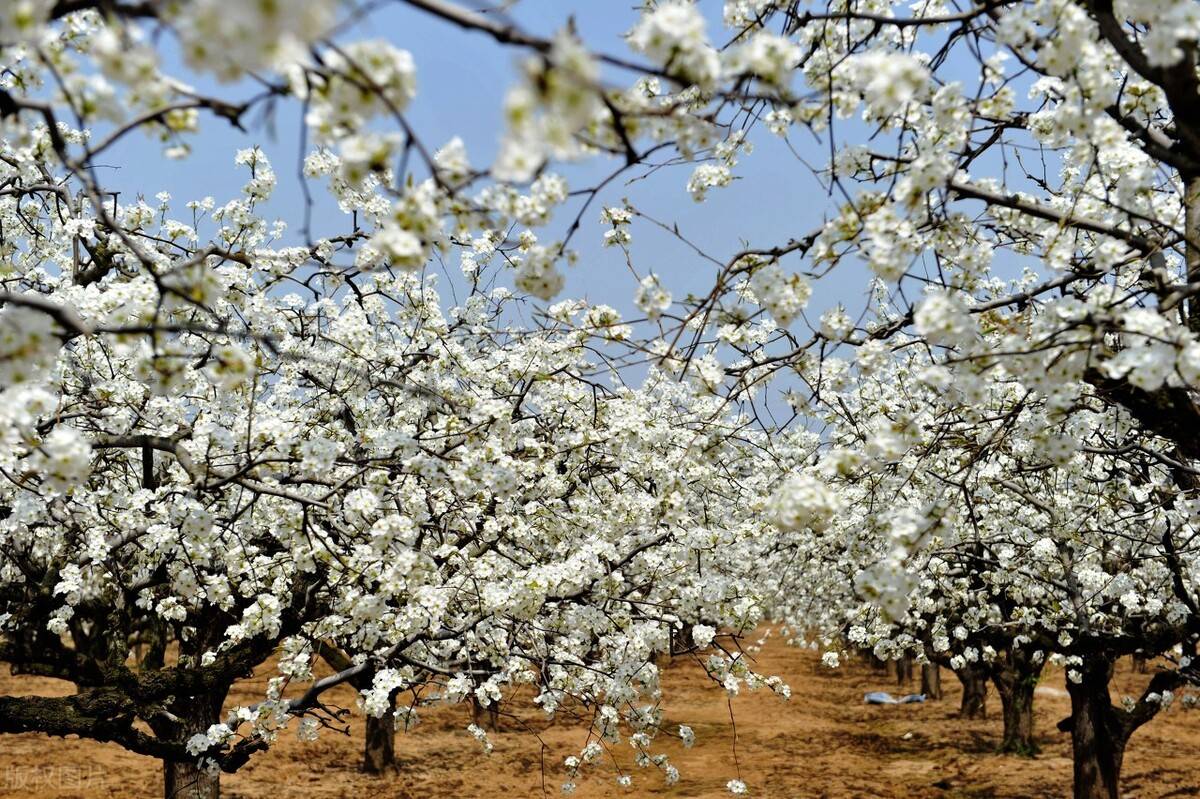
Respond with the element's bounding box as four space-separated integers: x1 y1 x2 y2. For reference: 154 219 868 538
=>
164 758 220 799
362 697 397 774
1186 174 1200 333
920 662 942 700
895 655 913 686
999 676 1037 755
471 694 501 731
315 643 398 774
669 625 689 655
994 671 1037 754
865 649 888 673
955 664 988 719
1065 659 1125 799
991 647 1042 755
161 700 222 799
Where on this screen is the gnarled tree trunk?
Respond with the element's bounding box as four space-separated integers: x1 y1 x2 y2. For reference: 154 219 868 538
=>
991 646 1043 755
954 663 988 719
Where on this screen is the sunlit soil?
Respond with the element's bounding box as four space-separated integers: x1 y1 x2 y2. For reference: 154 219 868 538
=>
3 631 1199 798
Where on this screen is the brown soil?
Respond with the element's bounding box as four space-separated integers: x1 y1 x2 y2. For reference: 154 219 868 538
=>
2 633 1198 798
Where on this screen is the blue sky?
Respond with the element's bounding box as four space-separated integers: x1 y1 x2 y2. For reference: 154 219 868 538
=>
99 1 861 323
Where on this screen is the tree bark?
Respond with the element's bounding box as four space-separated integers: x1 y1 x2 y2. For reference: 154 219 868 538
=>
920 662 942 700
315 642 399 775
362 696 397 775
471 694 501 731
994 671 1037 754
955 664 988 719
164 758 220 799
669 625 689 655
1186 174 1200 333
863 649 888 673
1064 658 1125 799
161 700 222 799
991 647 1042 755
895 655 913 686
999 676 1037 755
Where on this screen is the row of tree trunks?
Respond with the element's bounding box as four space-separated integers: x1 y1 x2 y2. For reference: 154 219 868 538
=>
152 650 1160 799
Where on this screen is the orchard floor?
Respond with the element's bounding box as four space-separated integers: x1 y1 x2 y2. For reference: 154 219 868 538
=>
3 632 1200 799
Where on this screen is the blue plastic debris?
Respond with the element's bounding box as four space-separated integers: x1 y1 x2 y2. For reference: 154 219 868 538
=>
864 692 927 704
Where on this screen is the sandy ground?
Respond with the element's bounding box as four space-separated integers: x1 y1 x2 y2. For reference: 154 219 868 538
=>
2 632 1199 798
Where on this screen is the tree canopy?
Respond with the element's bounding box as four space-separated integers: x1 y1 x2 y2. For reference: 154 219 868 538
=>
4 1 1200 797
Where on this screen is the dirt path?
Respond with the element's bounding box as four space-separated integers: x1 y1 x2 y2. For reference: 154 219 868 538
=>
2 632 1198 798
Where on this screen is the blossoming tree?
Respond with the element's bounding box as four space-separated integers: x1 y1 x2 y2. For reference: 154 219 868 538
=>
8 1 1200 797
0 7 800 797
761 342 1199 769
0 157 785 797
